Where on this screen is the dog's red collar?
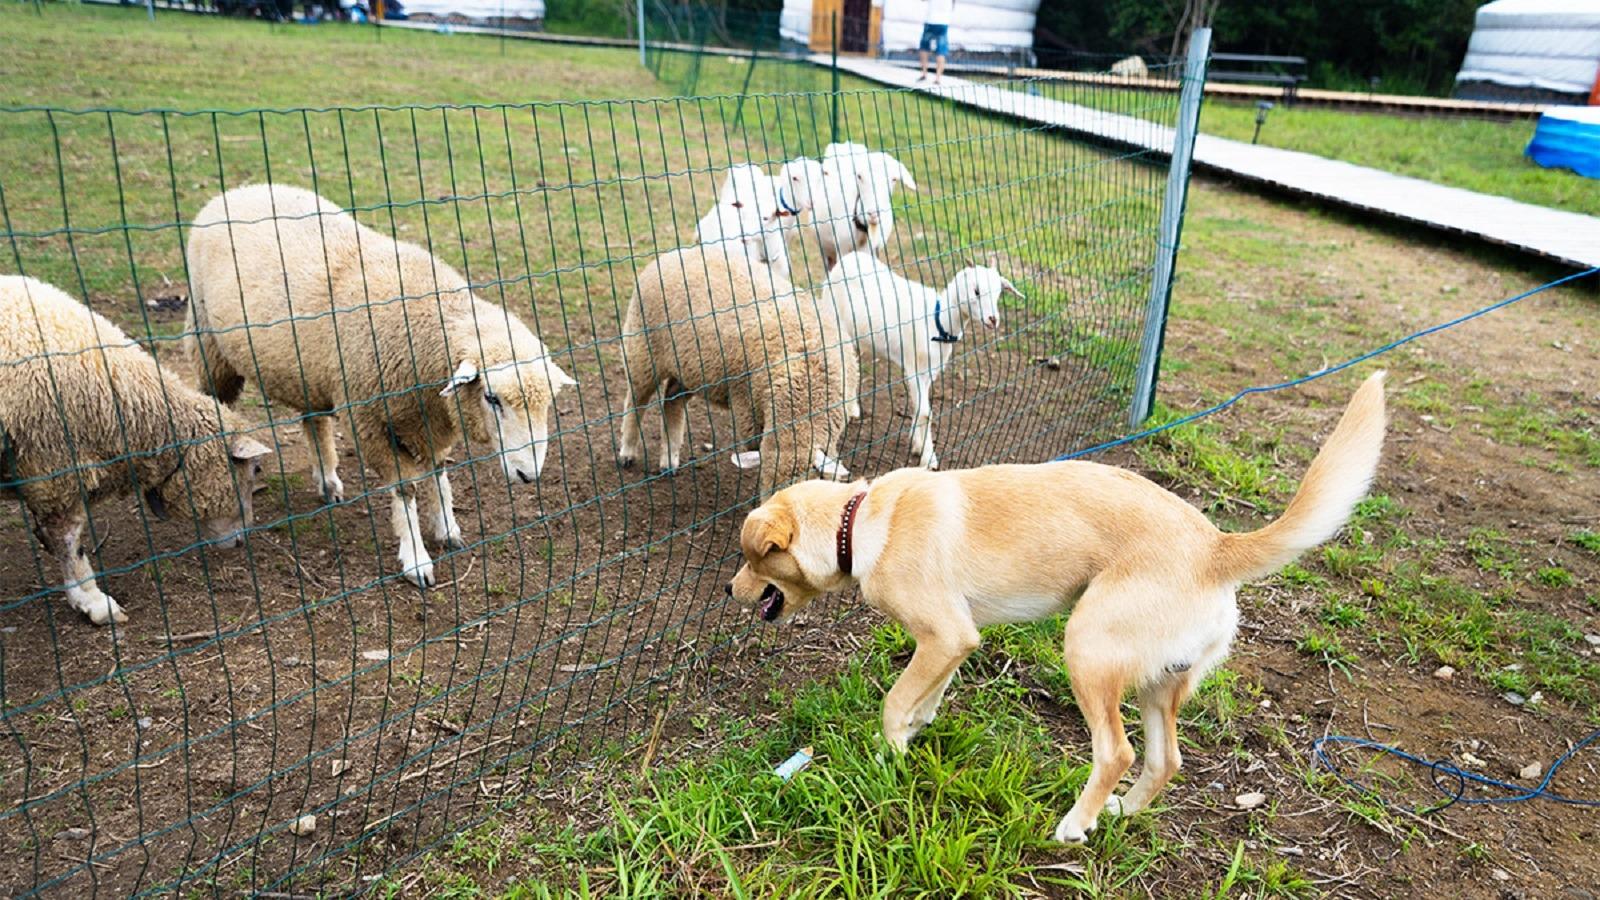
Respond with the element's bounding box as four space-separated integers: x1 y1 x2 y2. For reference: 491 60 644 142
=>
837 491 867 576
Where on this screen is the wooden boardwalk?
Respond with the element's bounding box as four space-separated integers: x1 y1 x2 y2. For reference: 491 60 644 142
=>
825 57 1600 270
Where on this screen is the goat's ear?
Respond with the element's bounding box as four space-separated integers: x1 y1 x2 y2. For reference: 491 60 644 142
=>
1000 277 1025 300
440 359 480 397
896 161 917 192
741 505 794 559
229 436 274 462
547 361 578 395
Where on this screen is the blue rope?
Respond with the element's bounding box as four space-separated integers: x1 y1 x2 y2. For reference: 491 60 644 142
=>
1053 266 1599 462
1313 731 1600 813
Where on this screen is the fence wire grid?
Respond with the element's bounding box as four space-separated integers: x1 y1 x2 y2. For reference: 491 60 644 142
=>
0 34 1195 897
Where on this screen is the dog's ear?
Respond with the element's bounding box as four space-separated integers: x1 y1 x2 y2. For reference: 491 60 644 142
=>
740 505 794 559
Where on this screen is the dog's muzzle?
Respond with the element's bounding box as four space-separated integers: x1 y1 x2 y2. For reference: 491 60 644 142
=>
758 582 785 622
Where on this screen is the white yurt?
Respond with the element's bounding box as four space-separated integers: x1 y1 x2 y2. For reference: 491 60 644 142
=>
400 0 545 25
780 0 1041 57
1455 0 1600 101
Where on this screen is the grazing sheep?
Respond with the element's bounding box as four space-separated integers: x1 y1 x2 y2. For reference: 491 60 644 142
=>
185 184 576 589
0 275 274 625
806 143 917 269
822 251 1022 469
617 246 856 499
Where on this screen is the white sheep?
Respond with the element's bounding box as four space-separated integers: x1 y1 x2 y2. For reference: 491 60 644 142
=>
803 143 917 269
617 245 856 499
185 184 576 589
0 275 274 625
822 251 1022 469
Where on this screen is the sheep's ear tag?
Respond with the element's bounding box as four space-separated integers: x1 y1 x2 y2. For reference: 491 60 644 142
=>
144 488 170 521
812 449 851 481
441 360 480 397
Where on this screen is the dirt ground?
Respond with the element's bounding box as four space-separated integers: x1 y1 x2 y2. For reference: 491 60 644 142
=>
0 248 1143 895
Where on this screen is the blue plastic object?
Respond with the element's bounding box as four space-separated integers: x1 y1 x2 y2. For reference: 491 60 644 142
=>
1526 105 1600 179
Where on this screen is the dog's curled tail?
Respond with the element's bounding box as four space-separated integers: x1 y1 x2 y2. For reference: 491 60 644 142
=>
1213 371 1388 584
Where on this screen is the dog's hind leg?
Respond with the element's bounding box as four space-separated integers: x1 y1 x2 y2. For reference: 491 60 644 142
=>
1105 673 1192 818
882 618 979 752
1054 626 1134 843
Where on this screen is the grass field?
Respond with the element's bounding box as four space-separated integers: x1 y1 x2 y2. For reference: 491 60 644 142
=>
1196 99 1600 218
3 6 1598 899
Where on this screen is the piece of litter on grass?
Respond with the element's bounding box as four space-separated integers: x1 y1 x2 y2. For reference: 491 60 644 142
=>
1234 791 1267 810
290 814 317 836
361 649 390 662
1461 752 1487 768
137 717 153 730
331 759 350 777
1519 761 1543 780
774 746 813 781
1433 665 1455 681
731 451 762 470
1503 691 1526 707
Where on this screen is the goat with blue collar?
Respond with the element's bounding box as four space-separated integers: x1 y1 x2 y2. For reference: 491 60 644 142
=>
822 251 1022 469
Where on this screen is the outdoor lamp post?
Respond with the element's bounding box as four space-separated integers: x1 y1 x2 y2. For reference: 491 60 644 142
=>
1252 101 1274 144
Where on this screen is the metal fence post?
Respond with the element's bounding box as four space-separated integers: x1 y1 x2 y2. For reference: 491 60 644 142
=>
830 10 840 144
638 0 647 67
1128 26 1210 426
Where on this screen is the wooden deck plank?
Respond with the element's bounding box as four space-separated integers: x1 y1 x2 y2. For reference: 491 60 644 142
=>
823 56 1600 270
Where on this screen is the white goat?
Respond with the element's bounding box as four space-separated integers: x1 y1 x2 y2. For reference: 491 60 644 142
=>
695 159 832 279
804 143 917 269
823 251 1022 469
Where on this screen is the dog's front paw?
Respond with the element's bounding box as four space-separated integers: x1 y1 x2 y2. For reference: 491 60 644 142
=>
1052 813 1094 845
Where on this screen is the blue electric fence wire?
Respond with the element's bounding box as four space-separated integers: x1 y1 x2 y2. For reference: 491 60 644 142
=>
1312 731 1600 814
1055 265 1600 462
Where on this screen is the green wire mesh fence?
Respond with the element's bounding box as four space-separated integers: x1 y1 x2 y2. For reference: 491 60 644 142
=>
0 41 1193 897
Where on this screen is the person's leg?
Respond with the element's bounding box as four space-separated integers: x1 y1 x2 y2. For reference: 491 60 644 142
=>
934 27 949 83
917 25 934 81
918 49 930 80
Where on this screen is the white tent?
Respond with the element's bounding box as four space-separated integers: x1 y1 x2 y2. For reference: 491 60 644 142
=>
1455 0 1600 97
780 0 1041 55
401 0 545 22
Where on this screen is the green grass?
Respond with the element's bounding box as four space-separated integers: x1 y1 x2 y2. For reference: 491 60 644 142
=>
0 3 1155 379
399 622 1298 898
1196 99 1600 218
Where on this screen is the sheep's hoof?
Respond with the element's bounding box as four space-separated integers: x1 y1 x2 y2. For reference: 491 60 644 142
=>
403 561 436 590
318 479 345 505
84 594 128 626
617 454 638 470
442 533 468 552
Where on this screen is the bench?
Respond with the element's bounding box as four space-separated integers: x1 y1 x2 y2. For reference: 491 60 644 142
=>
1209 53 1307 104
